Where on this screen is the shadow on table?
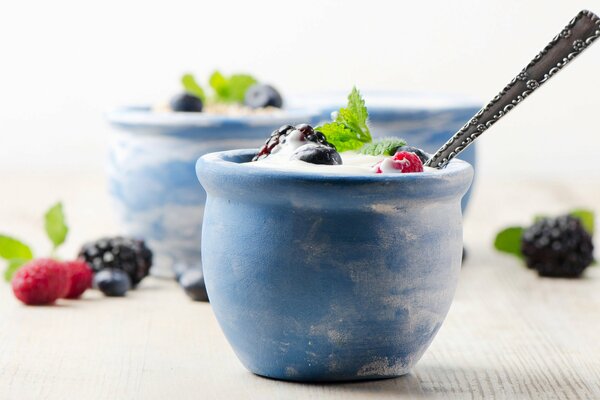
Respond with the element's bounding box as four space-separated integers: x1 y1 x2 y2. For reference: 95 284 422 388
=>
282 364 598 399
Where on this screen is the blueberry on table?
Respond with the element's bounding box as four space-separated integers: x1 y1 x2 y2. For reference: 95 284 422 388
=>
170 93 204 112
179 269 209 302
94 269 132 297
291 144 342 165
244 84 283 109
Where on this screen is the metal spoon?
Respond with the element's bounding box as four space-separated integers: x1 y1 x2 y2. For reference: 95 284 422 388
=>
426 10 600 169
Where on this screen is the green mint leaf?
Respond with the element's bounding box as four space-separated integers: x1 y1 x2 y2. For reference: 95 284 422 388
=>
570 209 594 235
533 215 547 223
209 71 257 103
44 202 68 250
359 138 407 156
4 258 29 282
0 235 34 261
493 226 524 259
317 122 364 152
340 87 370 142
181 73 206 102
209 71 228 98
227 74 257 103
317 87 372 152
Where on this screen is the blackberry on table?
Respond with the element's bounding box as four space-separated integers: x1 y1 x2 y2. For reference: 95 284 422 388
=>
79 237 152 286
521 215 594 278
252 124 336 161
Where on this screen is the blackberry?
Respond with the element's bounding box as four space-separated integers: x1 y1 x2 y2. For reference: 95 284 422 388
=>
79 237 153 286
521 215 594 277
252 124 336 161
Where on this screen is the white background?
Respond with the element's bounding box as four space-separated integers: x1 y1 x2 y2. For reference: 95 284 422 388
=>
1 0 599 178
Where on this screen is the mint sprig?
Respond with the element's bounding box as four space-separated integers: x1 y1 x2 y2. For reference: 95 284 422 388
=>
494 227 524 259
0 235 34 282
1 202 70 281
493 209 595 261
359 138 407 156
316 87 372 152
182 73 206 102
209 71 257 103
45 202 68 253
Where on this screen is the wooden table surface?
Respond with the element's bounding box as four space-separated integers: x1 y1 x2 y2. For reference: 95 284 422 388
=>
1 172 599 399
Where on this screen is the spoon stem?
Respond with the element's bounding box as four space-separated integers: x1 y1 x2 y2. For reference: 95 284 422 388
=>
426 10 600 169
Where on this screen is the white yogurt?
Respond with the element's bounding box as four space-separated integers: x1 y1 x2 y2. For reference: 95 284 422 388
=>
248 151 434 175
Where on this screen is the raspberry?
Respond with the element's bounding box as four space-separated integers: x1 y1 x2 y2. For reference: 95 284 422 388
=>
12 259 69 305
521 215 594 277
252 124 337 161
63 260 93 299
79 237 152 286
375 151 424 174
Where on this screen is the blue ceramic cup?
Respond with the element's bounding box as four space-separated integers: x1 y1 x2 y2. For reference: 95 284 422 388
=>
291 92 481 212
196 149 473 381
106 107 321 277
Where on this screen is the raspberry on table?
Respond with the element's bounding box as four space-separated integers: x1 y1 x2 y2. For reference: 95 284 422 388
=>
521 215 594 277
12 259 69 305
63 260 93 299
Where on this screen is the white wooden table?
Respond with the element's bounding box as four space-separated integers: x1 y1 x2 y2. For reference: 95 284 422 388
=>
1 172 599 399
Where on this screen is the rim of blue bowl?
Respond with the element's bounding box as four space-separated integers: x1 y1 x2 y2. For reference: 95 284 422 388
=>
197 149 473 189
288 90 483 113
105 106 323 128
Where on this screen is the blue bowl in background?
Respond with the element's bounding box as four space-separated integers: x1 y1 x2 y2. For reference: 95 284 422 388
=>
197 149 473 381
106 106 322 277
290 92 481 212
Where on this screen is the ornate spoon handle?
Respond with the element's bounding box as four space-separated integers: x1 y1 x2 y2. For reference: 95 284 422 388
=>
426 10 600 169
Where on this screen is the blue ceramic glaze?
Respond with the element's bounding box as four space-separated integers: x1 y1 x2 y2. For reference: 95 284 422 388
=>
106 106 322 277
196 149 473 382
291 92 481 212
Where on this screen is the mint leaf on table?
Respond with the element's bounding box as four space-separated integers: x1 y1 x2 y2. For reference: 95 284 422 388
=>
0 235 34 261
570 209 594 235
316 87 372 152
181 73 206 102
359 138 407 156
44 202 68 251
209 71 257 103
493 226 524 259
4 258 29 282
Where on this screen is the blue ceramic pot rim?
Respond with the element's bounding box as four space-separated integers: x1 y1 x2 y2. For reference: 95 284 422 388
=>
197 149 474 205
290 90 482 112
106 106 322 130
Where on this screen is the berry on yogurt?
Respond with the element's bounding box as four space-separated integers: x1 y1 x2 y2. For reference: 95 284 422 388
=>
374 151 424 174
253 124 341 165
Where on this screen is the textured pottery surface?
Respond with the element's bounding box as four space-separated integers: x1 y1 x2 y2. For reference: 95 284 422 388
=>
197 149 473 382
292 92 481 212
106 107 320 277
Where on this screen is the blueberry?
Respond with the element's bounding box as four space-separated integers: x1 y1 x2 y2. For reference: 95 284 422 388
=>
291 144 342 165
170 93 203 112
94 269 131 297
244 84 283 109
179 269 209 302
173 262 192 282
396 146 430 164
